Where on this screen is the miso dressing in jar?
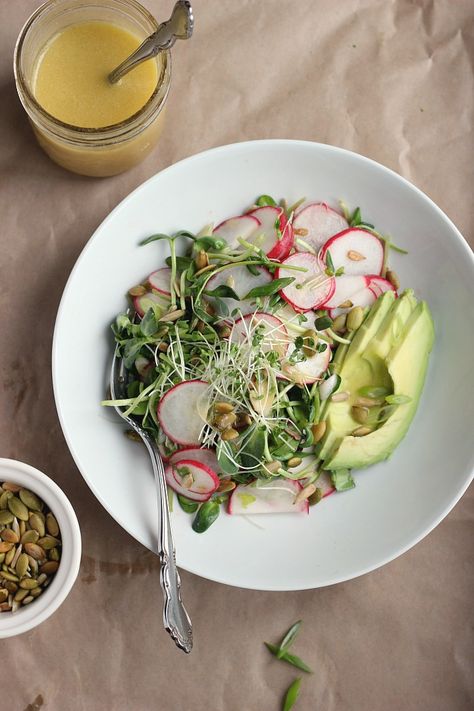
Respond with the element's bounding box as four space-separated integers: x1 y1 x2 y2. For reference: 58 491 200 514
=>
14 0 171 177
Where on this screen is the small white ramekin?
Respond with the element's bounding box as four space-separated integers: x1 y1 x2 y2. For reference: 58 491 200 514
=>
0 458 81 638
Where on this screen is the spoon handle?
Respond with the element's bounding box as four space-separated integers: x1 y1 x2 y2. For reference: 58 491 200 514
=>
141 433 193 654
108 26 174 84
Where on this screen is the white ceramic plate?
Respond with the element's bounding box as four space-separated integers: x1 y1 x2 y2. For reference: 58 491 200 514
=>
53 140 474 591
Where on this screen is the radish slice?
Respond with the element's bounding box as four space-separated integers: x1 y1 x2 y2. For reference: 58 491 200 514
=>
135 356 152 379
204 265 272 318
169 447 219 474
293 202 349 253
367 275 397 298
133 291 169 318
157 380 209 446
276 252 335 312
328 284 376 318
282 340 331 384
288 455 335 496
247 206 294 260
165 459 219 501
148 267 172 296
321 275 368 309
320 228 384 276
228 479 308 514
213 215 261 250
230 313 289 356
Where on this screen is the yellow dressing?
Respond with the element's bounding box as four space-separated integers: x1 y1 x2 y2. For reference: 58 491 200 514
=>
34 21 158 128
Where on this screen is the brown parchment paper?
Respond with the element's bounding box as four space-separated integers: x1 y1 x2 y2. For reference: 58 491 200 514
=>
1 1 473 709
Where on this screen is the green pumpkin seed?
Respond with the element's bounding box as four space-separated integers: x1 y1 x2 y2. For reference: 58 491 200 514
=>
7 497 29 522
346 306 364 331
37 536 60 550
351 405 369 424
15 553 29 579
19 520 26 537
0 589 8 603
0 554 4 564
19 578 39 590
1 529 19 544
1 571 19 582
20 530 39 545
30 587 42 598
28 513 45 537
5 547 16 566
14 588 29 602
24 543 46 561
46 513 59 537
4 580 18 593
40 561 59 575
0 510 14 525
19 489 43 512
0 541 13 554
0 492 12 511
49 548 60 562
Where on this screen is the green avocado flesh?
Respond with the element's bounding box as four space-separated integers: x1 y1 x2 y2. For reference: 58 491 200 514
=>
319 290 434 471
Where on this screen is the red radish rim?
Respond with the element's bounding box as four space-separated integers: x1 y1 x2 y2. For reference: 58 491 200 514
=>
148 268 172 296
170 458 219 494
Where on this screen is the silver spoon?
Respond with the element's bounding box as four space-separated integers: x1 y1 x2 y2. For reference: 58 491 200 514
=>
110 339 193 654
108 0 194 84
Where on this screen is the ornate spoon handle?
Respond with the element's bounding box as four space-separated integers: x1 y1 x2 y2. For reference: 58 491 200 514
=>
141 433 193 653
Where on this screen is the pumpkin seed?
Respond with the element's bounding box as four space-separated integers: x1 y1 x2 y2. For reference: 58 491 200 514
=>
4 581 18 594
1 571 19 582
40 561 59 575
19 520 26 537
294 483 317 504
29 513 45 537
332 314 347 333
1 529 19 544
14 588 29 602
287 457 302 469
0 589 8 603
37 573 47 585
352 426 373 437
354 396 384 408
216 480 236 494
308 487 323 506
263 460 282 475
221 427 239 441
338 300 353 309
214 402 234 414
19 489 43 512
128 285 146 297
16 553 29 579
352 406 369 424
24 543 46 561
0 510 14 525
5 547 16 566
19 578 39 590
347 250 366 261
331 391 350 403
49 548 60 562
22 596 34 605
21 529 39 545
0 542 13 554
195 250 209 270
2 483 21 492
0 492 12 510
346 306 364 331
302 329 318 357
7 497 29 521
0 554 4 564
311 421 327 443
214 412 237 430
37 536 60 551
30 587 42 598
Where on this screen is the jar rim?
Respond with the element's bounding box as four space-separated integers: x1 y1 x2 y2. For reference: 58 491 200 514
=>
13 0 171 145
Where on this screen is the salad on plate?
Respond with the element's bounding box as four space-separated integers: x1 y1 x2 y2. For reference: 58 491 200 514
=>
103 195 434 533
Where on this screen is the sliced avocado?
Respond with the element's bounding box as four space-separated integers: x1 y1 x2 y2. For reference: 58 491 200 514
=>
325 300 434 470
316 292 396 461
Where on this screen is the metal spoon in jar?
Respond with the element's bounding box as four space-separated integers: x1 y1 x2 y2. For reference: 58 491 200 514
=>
108 0 194 84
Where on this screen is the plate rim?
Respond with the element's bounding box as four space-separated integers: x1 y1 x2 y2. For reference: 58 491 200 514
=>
52 139 474 590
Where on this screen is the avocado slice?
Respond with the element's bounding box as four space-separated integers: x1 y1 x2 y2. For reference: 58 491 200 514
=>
324 299 434 470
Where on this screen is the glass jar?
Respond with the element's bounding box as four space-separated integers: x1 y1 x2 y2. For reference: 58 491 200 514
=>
14 0 171 177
